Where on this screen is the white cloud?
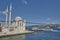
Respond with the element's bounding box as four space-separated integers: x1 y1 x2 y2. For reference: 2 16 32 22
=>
45 18 60 24
22 0 28 5
46 18 51 20
49 20 60 24
24 0 28 5
53 20 60 24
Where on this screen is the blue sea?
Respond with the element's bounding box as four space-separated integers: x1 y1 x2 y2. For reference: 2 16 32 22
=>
0 28 60 40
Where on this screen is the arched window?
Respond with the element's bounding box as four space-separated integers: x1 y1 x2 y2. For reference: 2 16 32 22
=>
0 27 2 32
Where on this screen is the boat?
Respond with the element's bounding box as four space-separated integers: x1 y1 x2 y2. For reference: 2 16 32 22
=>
32 28 58 32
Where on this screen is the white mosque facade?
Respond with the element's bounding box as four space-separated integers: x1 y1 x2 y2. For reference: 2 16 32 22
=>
0 16 26 35
0 3 33 37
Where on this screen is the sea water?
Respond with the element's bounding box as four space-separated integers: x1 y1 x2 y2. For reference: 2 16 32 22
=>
0 28 60 40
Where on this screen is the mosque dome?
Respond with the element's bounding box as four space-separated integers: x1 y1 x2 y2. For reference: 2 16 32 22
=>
15 16 22 21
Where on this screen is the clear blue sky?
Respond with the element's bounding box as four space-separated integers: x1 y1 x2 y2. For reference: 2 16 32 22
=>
0 0 60 24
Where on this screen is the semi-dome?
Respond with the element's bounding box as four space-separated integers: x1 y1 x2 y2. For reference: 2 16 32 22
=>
15 16 22 21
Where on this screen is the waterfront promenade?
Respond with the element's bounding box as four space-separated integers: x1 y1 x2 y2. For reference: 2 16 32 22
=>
0 30 34 37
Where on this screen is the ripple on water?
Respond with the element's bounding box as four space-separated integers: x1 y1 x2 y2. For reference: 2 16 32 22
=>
0 31 60 40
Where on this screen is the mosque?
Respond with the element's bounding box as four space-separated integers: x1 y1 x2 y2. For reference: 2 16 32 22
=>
0 3 33 37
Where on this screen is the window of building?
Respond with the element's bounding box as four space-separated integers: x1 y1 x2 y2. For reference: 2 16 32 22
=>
22 24 23 27
20 23 21 26
9 28 14 32
0 27 2 32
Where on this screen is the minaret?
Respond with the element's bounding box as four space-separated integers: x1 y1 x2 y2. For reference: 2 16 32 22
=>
9 3 12 25
5 6 8 25
0 6 8 26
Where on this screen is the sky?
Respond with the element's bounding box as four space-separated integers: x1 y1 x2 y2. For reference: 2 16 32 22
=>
0 0 60 24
